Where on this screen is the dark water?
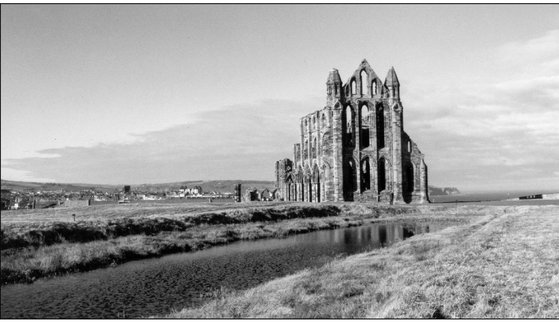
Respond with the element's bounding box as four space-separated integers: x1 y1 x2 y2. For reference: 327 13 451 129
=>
1 221 449 318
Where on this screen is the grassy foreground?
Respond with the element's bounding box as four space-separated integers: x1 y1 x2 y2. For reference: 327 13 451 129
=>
163 205 559 318
1 202 472 285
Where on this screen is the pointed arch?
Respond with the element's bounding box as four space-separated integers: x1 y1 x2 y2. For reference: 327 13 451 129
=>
343 105 355 148
360 104 370 149
372 79 378 96
285 175 293 201
360 70 368 95
351 78 356 95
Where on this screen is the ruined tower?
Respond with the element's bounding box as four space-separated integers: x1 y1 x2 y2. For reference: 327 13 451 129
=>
275 59 429 204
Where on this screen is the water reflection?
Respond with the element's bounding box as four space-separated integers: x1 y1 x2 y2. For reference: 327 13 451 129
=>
1 221 449 318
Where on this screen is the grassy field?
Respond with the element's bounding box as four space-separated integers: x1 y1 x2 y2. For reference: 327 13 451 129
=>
1 201 476 285
163 204 559 318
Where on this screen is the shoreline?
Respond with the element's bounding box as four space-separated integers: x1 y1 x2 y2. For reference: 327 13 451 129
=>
1 202 474 285
162 204 559 318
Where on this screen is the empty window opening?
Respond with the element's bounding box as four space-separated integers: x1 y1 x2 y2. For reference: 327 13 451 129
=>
376 105 385 149
343 159 357 201
378 158 386 192
372 81 378 95
343 105 354 147
407 141 411 153
346 107 353 134
360 70 368 95
361 158 371 191
351 79 356 95
405 163 414 193
360 105 370 149
404 163 414 203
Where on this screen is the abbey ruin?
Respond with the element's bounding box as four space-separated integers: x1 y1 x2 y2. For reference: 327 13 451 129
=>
275 59 429 204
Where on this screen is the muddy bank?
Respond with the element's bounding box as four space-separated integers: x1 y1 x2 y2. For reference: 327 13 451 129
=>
1 203 477 285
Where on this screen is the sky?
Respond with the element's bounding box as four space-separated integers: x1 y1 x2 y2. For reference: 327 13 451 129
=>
2 4 559 192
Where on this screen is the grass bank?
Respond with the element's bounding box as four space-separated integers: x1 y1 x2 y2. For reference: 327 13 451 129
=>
163 205 559 318
1 202 473 285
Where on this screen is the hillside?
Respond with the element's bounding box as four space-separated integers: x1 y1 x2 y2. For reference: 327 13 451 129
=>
1 179 275 194
0 180 116 193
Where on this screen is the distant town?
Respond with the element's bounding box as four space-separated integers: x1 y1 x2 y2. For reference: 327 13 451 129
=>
0 179 463 211
0 179 284 210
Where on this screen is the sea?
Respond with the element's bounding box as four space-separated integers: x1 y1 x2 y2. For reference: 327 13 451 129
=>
430 189 559 204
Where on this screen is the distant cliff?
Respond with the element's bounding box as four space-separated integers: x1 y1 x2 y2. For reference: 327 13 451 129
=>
429 186 460 196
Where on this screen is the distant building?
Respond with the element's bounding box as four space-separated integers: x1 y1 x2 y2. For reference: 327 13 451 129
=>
234 184 242 202
183 186 203 196
271 189 281 200
261 188 272 201
244 188 259 202
275 59 429 204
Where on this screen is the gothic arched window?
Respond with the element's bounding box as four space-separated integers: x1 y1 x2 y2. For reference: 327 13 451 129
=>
360 70 368 95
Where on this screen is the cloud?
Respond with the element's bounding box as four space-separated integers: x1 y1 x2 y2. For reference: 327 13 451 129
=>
2 99 312 184
3 30 559 192
404 29 559 191
497 29 559 69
